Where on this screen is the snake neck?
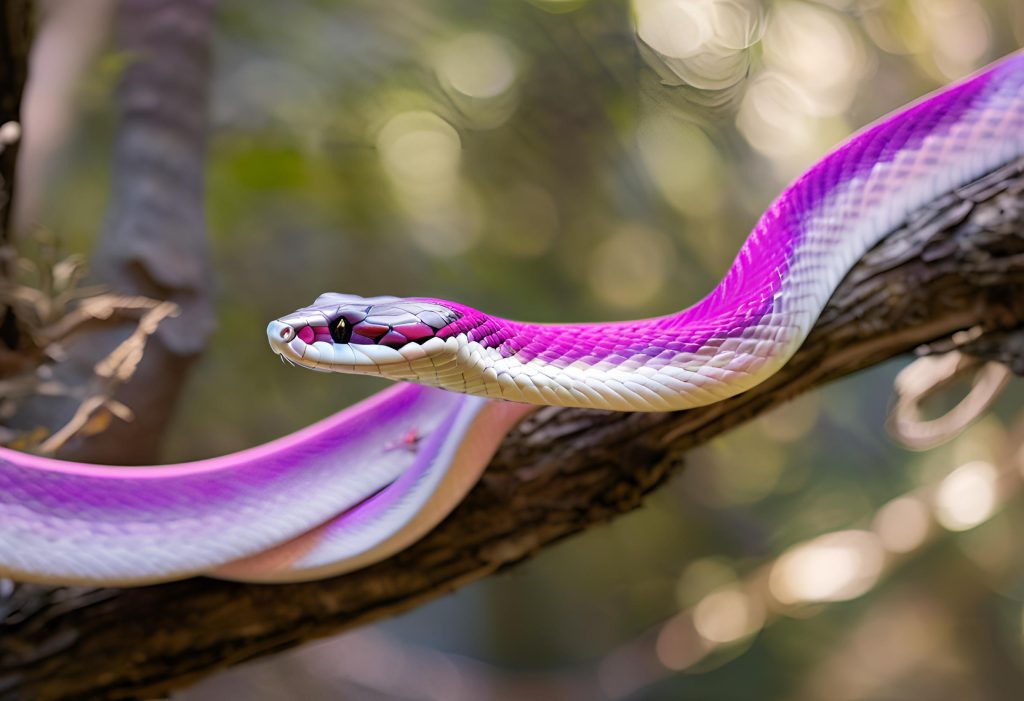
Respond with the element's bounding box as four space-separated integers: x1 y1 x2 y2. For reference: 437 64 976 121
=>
416 302 804 411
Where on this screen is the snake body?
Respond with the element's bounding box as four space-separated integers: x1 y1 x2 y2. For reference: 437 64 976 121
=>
1 52 1023 585
272 53 1024 410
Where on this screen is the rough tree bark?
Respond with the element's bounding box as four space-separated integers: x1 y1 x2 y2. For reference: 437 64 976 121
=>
0 158 1022 700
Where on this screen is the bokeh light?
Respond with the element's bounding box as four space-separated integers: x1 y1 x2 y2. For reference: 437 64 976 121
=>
762 0 868 117
633 0 764 90
911 0 992 79
934 460 999 531
736 1 870 176
675 557 738 608
376 110 480 256
770 531 886 605
692 584 765 644
377 111 461 191
655 613 709 671
872 495 931 553
436 33 517 101
435 32 520 129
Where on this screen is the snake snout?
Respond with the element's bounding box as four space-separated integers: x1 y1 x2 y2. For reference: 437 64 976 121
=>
273 321 296 343
267 320 310 365
268 320 295 344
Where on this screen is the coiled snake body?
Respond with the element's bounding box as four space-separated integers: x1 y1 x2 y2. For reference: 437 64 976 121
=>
2 52 1023 585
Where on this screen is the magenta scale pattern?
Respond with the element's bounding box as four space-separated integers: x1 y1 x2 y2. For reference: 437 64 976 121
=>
431 59 1013 368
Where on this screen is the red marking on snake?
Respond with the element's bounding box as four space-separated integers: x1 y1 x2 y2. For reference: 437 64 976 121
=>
384 427 422 453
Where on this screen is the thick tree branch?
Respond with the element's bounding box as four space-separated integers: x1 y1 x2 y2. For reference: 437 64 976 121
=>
2 158 1024 700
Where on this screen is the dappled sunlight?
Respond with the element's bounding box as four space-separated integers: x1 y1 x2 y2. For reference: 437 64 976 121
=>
740 1 868 174
633 0 764 90
692 584 765 644
675 556 739 609
377 111 462 191
654 613 712 672
436 33 518 101
769 530 886 605
434 32 521 129
872 495 931 554
934 460 1000 531
910 0 992 79
375 110 481 256
762 0 868 117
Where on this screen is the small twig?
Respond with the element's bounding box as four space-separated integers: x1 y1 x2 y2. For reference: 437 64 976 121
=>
36 295 172 345
36 300 178 454
1 232 181 454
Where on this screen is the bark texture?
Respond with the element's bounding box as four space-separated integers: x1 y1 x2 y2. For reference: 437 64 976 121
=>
0 159 1022 700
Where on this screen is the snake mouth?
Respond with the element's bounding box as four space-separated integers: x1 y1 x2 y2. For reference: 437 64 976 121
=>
266 319 444 374
267 320 353 372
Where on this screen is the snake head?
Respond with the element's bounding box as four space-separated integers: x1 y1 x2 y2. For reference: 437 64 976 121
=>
268 293 463 375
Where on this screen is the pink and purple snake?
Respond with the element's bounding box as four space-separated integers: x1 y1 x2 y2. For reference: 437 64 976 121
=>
2 52 1022 585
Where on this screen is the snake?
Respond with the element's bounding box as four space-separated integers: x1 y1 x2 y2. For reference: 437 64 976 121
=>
1 51 1022 585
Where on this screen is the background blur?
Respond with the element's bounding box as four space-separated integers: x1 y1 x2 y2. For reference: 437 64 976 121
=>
24 0 1024 698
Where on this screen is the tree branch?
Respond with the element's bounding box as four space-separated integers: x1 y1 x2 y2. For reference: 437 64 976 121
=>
2 158 1023 700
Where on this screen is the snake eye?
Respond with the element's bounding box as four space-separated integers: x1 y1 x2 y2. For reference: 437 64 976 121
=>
330 318 352 344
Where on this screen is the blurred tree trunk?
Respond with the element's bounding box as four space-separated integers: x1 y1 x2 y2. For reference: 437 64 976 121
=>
1 159 1022 701
12 0 116 235
7 0 215 463
0 0 32 349
0 0 30 236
